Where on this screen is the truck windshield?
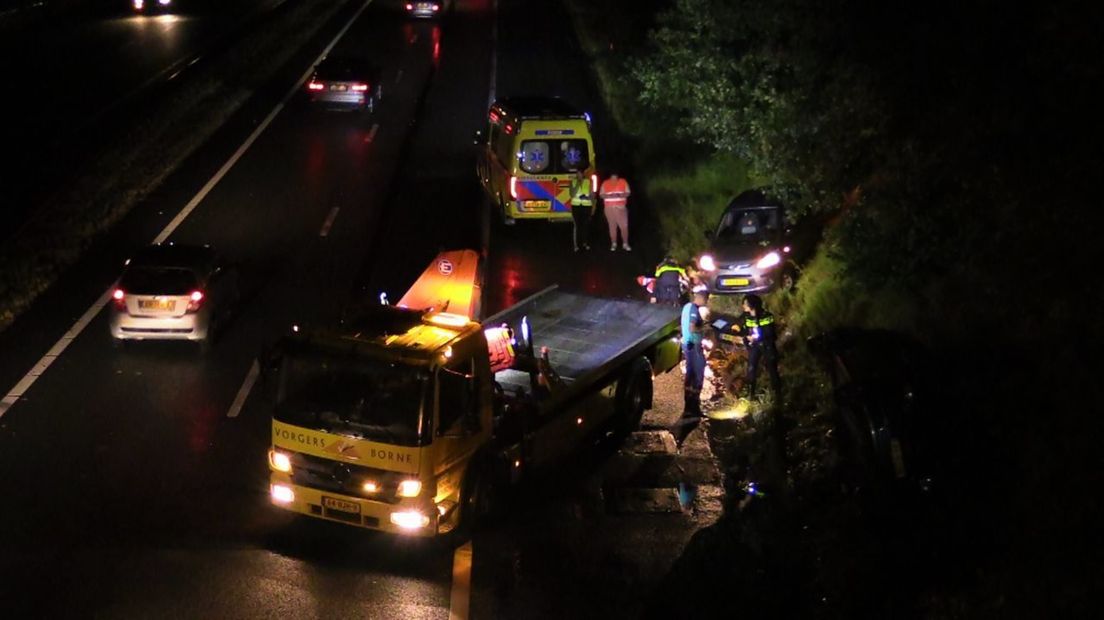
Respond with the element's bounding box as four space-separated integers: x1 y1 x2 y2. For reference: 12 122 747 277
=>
275 353 428 447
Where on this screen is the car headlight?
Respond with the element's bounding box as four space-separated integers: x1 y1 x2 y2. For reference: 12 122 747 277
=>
756 251 781 269
698 254 717 271
268 450 292 473
390 510 430 530
397 479 422 497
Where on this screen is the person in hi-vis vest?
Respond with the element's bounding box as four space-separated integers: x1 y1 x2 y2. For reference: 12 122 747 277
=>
599 172 631 251
569 170 595 252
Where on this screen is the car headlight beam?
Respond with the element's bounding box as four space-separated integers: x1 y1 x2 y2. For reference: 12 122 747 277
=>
756 251 781 269
698 254 717 271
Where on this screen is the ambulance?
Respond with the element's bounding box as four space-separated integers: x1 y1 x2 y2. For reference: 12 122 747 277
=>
476 96 597 223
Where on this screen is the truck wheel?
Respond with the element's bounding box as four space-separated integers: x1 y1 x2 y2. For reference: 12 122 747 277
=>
616 358 653 436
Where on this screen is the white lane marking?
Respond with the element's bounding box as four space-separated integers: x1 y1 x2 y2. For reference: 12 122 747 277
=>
226 360 261 418
395 68 404 84
319 206 341 237
0 290 111 418
448 540 473 620
366 122 380 143
487 0 498 108
0 1 376 420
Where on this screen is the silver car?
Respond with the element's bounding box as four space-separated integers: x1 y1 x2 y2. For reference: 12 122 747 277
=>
697 191 796 295
405 1 444 18
306 56 384 113
109 244 238 351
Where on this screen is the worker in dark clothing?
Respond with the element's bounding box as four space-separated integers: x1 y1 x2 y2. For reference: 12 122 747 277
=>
652 257 688 306
740 294 782 402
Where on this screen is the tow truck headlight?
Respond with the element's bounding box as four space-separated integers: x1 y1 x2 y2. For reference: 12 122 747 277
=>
268 450 292 473
756 251 781 269
390 510 430 530
397 479 422 498
698 254 717 271
271 484 295 504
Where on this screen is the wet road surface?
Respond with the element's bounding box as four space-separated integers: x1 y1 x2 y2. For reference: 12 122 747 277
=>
0 0 717 617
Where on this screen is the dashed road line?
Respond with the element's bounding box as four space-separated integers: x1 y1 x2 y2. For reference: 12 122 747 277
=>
319 206 341 236
0 0 376 420
395 68 404 83
226 360 261 418
366 122 380 143
448 540 473 620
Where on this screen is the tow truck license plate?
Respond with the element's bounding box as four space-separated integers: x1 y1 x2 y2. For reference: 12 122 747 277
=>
138 299 175 311
322 496 360 514
721 277 750 287
523 200 551 210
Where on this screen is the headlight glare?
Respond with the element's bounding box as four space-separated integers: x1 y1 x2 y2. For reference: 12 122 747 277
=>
397 479 422 497
269 450 292 473
756 251 781 269
698 254 716 271
271 484 295 504
390 510 430 529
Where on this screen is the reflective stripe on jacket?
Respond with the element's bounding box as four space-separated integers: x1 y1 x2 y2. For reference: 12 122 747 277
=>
599 177 630 208
570 177 594 206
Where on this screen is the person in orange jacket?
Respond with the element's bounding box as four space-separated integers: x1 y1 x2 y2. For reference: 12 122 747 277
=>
599 172 631 251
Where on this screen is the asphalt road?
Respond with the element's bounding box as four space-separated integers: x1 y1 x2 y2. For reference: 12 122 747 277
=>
0 0 290 234
0 0 708 617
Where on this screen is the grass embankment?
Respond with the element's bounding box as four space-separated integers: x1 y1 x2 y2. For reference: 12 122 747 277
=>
564 0 915 378
0 0 348 331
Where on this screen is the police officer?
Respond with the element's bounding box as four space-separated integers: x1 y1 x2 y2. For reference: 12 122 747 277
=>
569 170 594 252
740 294 782 402
653 257 688 306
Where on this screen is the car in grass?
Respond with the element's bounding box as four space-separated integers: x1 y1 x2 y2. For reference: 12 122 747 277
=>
696 189 798 295
808 328 944 494
109 243 239 352
132 0 173 13
404 1 445 18
306 56 384 113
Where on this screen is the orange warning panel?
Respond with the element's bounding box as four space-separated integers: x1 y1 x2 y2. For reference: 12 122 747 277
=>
398 249 482 319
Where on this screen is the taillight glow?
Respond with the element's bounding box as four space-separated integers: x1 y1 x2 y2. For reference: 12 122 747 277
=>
308 81 324 91
432 4 439 10
405 3 413 9
509 176 518 199
351 83 369 91
112 288 126 310
133 0 144 10
186 290 204 313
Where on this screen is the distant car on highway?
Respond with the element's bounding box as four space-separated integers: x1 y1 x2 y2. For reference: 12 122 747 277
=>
306 57 383 113
696 189 798 295
109 243 239 352
404 1 445 18
132 0 173 13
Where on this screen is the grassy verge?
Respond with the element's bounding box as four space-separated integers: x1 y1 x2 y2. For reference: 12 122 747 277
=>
0 0 348 331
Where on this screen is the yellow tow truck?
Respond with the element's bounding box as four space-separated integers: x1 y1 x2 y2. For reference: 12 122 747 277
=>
266 250 680 537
